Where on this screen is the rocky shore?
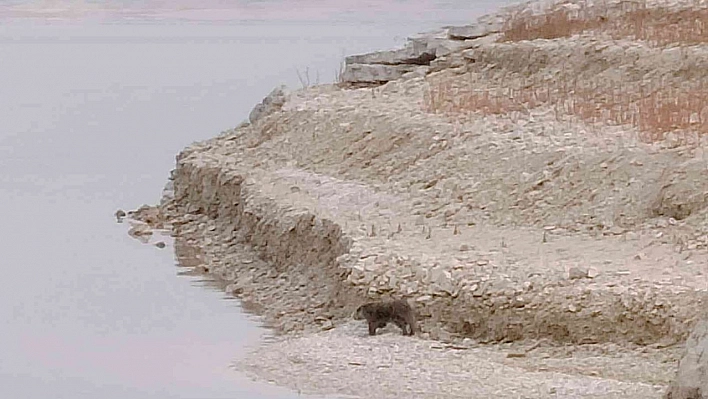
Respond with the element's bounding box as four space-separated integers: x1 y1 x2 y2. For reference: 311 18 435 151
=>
124 0 708 397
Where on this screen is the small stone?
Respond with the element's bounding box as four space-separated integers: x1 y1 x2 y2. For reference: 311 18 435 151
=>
115 209 126 222
321 320 334 331
607 226 625 235
348 361 364 366
459 244 471 252
128 224 152 242
507 352 527 358
154 241 166 249
416 295 433 302
568 267 589 280
438 329 453 342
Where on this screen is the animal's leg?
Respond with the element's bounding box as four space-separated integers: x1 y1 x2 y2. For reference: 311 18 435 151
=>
393 319 409 335
368 321 378 335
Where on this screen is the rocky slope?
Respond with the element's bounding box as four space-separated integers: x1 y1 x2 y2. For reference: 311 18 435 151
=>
124 0 708 397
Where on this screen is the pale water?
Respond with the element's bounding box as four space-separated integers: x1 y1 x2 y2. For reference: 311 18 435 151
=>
0 2 510 398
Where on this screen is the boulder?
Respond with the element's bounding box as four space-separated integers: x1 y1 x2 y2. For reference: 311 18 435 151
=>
651 160 708 221
248 85 288 125
339 17 504 86
345 40 435 66
340 31 443 86
665 318 708 399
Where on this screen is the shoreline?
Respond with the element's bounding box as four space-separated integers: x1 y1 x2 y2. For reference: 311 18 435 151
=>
124 0 708 396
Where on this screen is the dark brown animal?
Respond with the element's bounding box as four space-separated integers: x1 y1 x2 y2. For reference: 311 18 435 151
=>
352 299 417 336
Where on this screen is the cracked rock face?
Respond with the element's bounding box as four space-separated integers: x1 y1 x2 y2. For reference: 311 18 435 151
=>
340 14 503 86
345 40 436 66
665 318 708 399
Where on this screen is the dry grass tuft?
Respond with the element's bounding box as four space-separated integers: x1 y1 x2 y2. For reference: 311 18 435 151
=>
424 77 708 144
426 1 708 143
634 87 708 142
502 7 606 42
619 7 708 46
501 1 708 46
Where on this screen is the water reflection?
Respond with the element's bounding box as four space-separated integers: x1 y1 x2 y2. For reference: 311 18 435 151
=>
0 1 513 398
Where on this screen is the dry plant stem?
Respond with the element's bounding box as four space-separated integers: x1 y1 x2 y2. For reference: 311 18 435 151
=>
501 1 708 47
424 64 708 144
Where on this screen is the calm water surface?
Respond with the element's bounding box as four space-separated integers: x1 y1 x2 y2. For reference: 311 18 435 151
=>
0 1 511 398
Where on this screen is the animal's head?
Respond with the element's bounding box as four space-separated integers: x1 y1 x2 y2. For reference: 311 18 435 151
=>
351 304 368 320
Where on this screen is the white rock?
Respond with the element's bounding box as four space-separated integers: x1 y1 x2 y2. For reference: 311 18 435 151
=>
416 295 433 302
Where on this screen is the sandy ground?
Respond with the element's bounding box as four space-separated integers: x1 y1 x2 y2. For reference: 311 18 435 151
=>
234 322 676 399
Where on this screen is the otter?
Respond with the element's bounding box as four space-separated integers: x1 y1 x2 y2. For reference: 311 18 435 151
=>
352 299 417 336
